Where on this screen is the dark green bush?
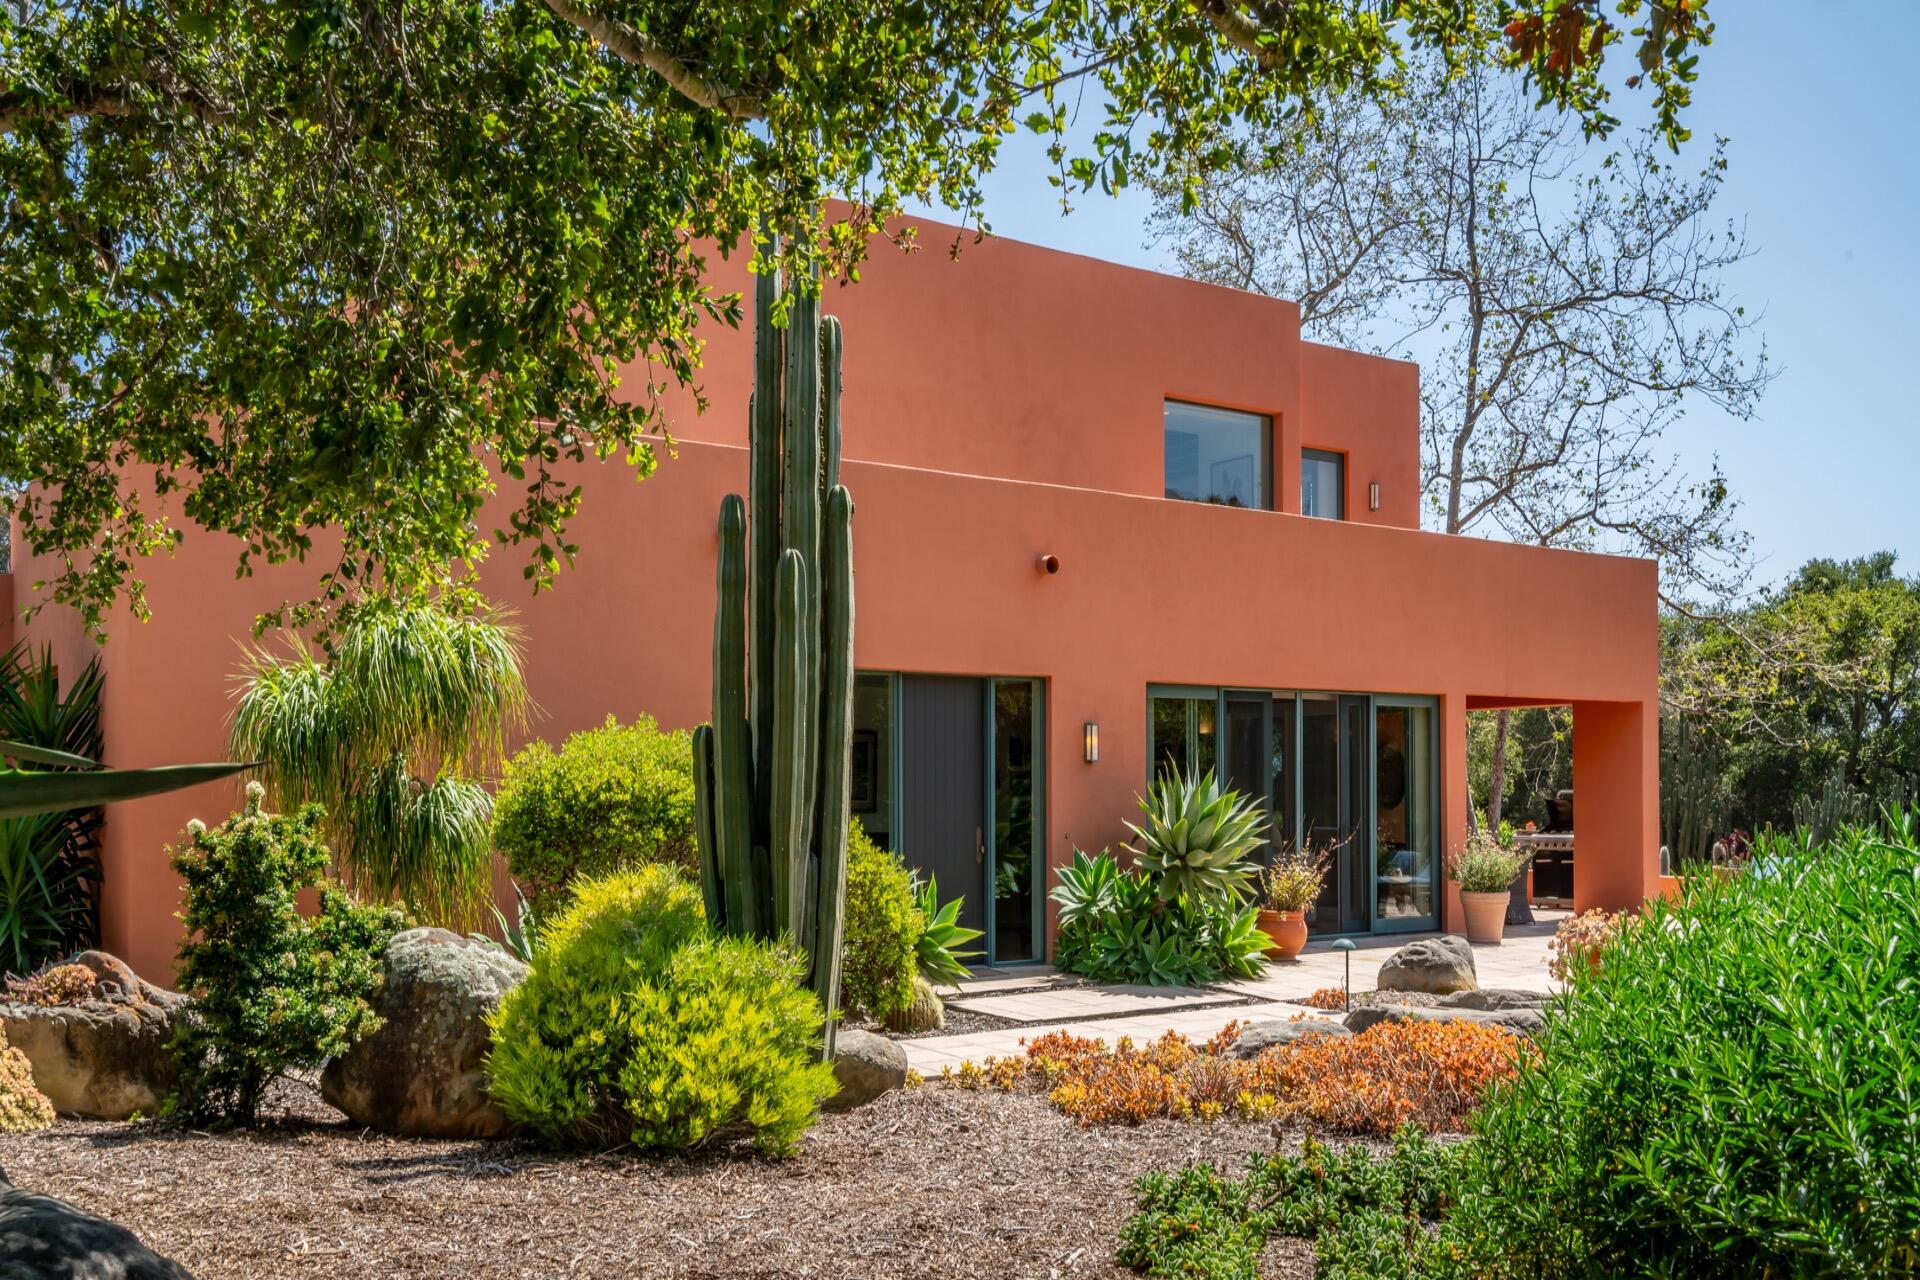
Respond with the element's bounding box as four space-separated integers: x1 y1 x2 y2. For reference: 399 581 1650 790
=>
1118 1130 1461 1280
1446 814 1920 1278
168 783 404 1125
840 821 923 1019
485 864 836 1155
1197 816 1920 1280
490 715 697 917
1118 1162 1272 1280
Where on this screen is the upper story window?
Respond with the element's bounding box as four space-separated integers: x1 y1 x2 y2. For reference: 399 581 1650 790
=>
1301 449 1345 520
1164 401 1270 510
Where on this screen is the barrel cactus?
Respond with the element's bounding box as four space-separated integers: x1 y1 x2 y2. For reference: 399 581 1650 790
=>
883 976 946 1035
691 254 855 1058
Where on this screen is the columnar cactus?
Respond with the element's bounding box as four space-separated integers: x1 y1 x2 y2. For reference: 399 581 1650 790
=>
691 257 855 1058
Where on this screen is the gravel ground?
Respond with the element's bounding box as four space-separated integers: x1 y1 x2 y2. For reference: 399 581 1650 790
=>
0 1082 1338 1280
1288 989 1450 1011
845 1006 1023 1041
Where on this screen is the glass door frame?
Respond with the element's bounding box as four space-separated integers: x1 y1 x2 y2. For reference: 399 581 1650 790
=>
1370 693 1441 935
982 676 1047 967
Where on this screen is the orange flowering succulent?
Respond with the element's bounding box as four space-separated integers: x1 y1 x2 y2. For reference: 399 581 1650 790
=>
945 1017 1530 1136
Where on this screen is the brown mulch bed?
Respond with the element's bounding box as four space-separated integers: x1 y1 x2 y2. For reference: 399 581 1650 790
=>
0 1082 1338 1280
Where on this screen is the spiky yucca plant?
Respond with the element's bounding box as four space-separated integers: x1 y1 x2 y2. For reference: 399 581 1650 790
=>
1124 768 1268 906
231 597 528 929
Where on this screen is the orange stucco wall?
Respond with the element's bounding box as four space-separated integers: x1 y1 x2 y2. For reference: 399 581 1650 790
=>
14 219 1659 980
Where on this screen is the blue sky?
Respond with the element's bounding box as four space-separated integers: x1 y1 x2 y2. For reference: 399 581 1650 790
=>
917 3 1918 598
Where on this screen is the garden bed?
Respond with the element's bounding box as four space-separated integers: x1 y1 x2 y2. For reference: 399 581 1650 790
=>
0 1080 1333 1279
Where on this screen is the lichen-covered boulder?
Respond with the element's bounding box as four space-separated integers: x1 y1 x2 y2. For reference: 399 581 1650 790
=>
0 1167 195 1279
1437 987 1548 1012
1222 1017 1352 1060
320 928 526 1138
0 952 184 1121
1376 936 1478 995
826 1029 907 1111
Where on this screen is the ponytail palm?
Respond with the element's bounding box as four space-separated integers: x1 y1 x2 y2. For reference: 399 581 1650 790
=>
232 599 529 929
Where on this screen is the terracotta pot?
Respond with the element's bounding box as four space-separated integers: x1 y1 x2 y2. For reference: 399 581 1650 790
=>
1257 908 1310 961
1460 891 1509 945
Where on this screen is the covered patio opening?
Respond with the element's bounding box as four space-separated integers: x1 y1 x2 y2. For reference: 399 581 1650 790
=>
1457 695 1658 918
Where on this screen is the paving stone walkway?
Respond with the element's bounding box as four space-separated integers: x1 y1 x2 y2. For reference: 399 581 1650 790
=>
907 917 1566 1074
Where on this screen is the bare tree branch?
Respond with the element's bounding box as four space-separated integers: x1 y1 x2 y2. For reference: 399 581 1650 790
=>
538 0 766 120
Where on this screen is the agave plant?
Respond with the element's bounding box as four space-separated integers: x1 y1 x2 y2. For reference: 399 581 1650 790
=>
1123 768 1268 906
910 872 983 985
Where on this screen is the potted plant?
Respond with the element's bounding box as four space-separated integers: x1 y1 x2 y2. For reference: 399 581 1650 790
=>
1256 845 1326 961
1448 832 1533 945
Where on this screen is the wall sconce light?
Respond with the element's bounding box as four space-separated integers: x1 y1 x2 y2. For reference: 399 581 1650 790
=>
1369 482 1381 512
1083 721 1100 763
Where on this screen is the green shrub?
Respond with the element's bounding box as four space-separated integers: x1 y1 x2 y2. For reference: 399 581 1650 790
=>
1051 848 1267 986
1118 1162 1273 1280
1444 813 1920 1278
1257 815 1920 1280
485 864 836 1155
840 821 923 1019
1118 1129 1461 1280
168 783 404 1125
491 715 697 916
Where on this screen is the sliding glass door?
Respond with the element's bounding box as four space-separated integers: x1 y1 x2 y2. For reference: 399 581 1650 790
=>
1373 698 1438 932
1147 685 1441 935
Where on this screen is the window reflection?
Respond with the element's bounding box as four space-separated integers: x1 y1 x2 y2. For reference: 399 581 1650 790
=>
1165 402 1270 509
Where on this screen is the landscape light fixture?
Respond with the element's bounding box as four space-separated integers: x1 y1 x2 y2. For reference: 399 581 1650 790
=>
1083 721 1100 764
1333 937 1357 1011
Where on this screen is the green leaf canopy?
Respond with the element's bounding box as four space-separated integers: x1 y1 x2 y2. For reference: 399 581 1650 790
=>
1 0 1717 633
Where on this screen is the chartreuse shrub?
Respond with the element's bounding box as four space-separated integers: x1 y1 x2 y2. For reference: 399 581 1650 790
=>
1118 815 1920 1280
491 715 697 918
168 783 404 1126
839 821 923 1020
484 864 836 1155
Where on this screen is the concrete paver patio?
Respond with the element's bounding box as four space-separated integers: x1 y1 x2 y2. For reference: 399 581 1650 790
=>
905 917 1566 1074
946 982 1240 1023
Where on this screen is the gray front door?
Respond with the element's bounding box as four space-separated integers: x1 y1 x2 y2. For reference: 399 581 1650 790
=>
900 675 987 937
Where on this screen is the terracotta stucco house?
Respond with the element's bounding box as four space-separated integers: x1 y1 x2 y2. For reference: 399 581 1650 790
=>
3 220 1661 980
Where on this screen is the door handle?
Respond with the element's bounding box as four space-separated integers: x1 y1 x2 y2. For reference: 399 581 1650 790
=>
976 826 985 864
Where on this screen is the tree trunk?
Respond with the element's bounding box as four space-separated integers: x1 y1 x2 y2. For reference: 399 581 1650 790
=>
1487 708 1511 830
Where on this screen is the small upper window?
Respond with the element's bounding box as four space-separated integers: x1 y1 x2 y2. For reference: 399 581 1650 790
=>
1163 402 1270 510
1301 449 1345 520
